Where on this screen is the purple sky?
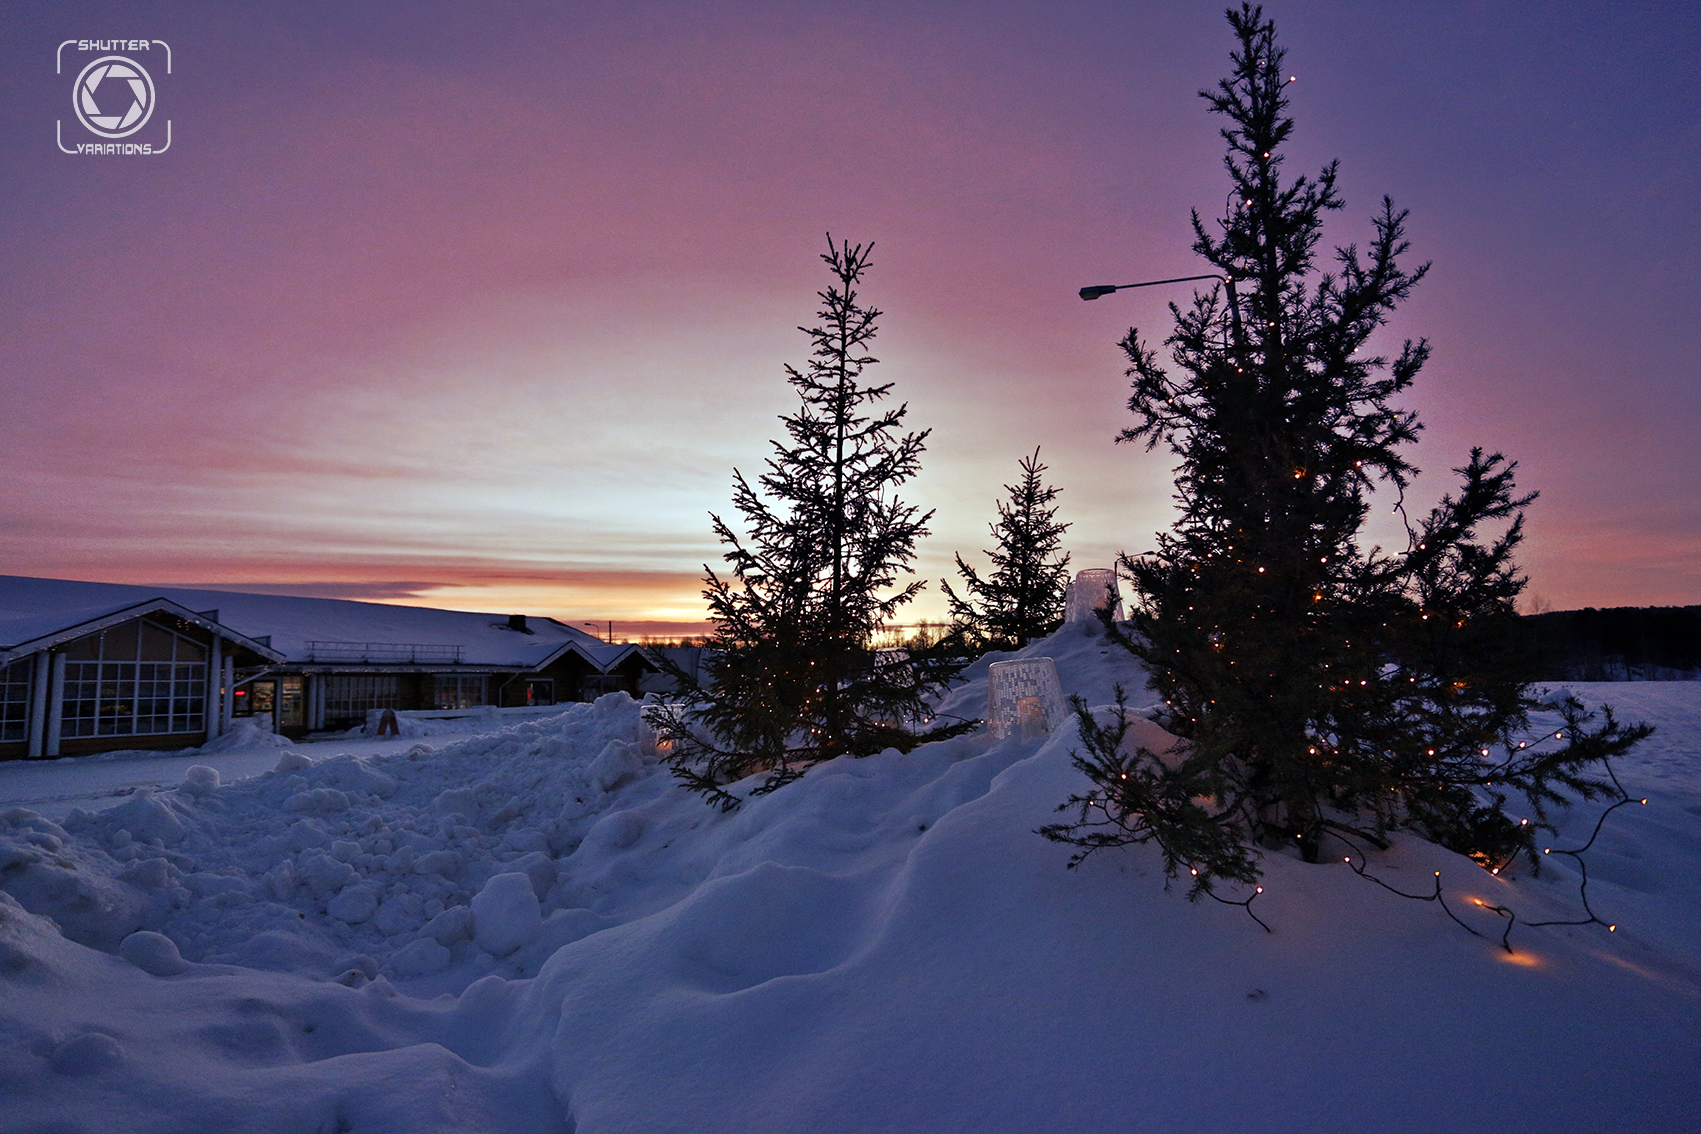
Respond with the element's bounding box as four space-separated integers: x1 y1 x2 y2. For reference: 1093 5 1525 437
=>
4 2 1697 631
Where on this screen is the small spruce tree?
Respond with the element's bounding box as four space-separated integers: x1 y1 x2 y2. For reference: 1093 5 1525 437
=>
648 237 974 808
942 448 1072 652
1041 6 1650 893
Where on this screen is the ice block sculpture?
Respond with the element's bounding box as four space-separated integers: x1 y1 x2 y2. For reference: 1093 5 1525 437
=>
1065 568 1123 623
987 657 1066 740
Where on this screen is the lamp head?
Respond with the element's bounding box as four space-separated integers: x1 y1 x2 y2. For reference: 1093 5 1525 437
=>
1079 285 1119 301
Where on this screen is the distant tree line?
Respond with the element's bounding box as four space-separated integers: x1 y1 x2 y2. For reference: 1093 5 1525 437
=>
1519 607 1701 680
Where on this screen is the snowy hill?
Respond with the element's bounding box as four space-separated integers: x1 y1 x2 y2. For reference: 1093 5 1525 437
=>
2 623 1698 1132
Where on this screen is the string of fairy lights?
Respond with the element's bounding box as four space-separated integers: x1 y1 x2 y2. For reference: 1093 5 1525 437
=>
1147 723 1646 953
1192 867 1272 934
1333 773 1645 956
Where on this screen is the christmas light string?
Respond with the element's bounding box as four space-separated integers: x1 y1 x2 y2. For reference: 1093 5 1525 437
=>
1053 726 1640 951
1335 835 1515 952
1190 867 1272 933
1521 761 1644 935
1330 761 1644 953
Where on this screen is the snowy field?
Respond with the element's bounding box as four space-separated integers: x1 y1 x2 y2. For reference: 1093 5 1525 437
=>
2 623 1698 1133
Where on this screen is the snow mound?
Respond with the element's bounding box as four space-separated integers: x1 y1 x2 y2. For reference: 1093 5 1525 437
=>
118 929 189 976
0 692 666 979
471 872 541 956
199 716 294 752
1 639 1698 1133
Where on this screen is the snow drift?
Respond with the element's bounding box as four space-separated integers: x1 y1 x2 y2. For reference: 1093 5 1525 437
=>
2 624 1698 1133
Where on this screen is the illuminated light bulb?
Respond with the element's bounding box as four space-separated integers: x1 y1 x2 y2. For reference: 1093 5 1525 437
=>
1641 798 1648 805
1343 856 1351 863
1255 886 1263 894
1190 867 1198 876
1520 818 1528 825
1427 749 1435 756
1474 898 1484 906
1543 848 1550 854
1491 867 1500 875
1481 749 1490 756
1434 871 1440 877
1609 925 1617 932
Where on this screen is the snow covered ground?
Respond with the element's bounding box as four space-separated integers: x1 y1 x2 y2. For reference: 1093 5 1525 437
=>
2 622 1697 1133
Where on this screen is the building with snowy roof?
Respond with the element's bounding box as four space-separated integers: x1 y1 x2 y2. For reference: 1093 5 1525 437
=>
0 576 657 757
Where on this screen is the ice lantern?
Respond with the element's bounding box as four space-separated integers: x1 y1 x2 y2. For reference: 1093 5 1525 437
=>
1065 568 1123 624
987 658 1066 740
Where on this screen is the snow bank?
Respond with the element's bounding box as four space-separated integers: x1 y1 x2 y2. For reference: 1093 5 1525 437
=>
2 637 1698 1133
199 716 294 753
0 692 664 980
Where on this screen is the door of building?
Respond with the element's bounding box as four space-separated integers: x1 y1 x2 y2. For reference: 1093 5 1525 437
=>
240 680 275 721
277 676 304 729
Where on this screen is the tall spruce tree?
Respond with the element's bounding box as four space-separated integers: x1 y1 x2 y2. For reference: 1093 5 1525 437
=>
942 448 1072 652
648 237 973 808
1042 6 1649 892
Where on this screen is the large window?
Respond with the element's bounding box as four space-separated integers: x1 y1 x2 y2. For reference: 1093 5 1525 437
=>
60 619 207 739
433 674 487 710
1 659 32 742
323 675 400 723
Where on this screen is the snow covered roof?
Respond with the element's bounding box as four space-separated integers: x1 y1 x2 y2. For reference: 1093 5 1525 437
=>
0 594 285 666
0 575 643 673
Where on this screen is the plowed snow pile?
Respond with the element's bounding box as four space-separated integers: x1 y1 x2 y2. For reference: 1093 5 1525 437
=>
2 624 1698 1133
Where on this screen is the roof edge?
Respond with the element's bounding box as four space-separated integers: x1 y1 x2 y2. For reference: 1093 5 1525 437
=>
0 597 287 666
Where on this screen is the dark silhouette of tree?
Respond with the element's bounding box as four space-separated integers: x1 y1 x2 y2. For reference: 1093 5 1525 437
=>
1042 6 1650 893
943 448 1072 652
648 237 973 808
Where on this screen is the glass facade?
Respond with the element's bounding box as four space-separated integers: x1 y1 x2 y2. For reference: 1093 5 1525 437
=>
324 675 400 722
59 619 208 739
1 659 32 742
433 674 487 710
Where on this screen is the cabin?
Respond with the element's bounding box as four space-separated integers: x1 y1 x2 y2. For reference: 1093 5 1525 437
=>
0 576 659 754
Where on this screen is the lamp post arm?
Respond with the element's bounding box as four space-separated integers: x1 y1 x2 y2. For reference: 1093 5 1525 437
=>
1079 273 1244 349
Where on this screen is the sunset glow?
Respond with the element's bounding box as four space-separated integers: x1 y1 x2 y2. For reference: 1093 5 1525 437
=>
4 2 1696 629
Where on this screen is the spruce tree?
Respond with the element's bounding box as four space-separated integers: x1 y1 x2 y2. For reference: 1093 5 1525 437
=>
942 448 1072 652
648 237 973 808
1042 6 1650 892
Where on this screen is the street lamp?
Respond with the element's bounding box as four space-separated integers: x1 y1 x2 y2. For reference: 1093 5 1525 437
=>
1079 273 1244 347
583 621 612 642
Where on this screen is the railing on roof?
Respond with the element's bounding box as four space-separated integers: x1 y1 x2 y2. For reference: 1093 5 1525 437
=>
303 641 464 664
